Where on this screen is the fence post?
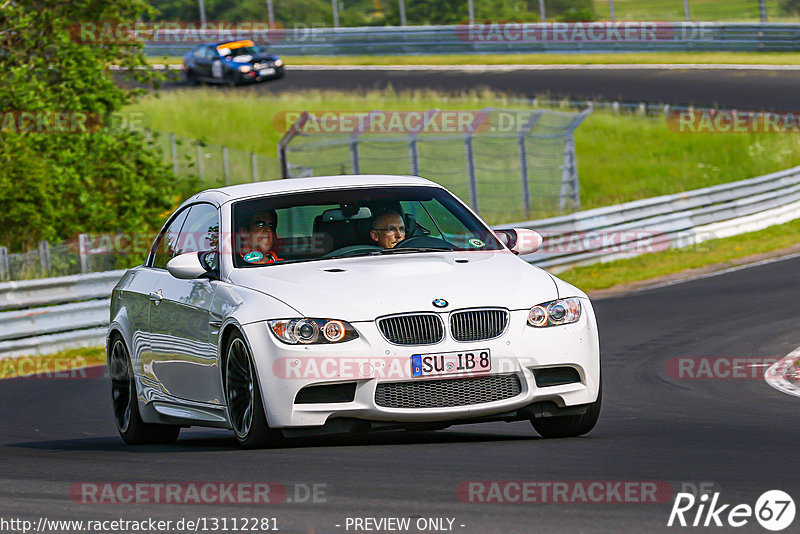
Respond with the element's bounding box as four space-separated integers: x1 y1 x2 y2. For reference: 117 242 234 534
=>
0 246 7 281
79 233 90 274
464 136 478 212
196 141 204 179
222 146 230 185
760 0 767 22
251 152 258 182
38 240 50 276
277 112 310 178
609 0 615 21
516 110 543 217
407 109 439 177
559 105 593 211
683 0 690 21
170 133 178 175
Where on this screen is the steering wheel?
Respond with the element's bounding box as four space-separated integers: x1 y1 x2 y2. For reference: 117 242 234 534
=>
394 236 455 250
323 244 383 258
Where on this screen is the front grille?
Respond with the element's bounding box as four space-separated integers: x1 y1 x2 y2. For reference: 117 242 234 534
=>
377 314 444 345
375 373 522 409
450 308 509 342
253 62 272 69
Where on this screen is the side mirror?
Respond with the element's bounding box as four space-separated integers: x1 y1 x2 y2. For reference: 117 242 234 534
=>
167 252 216 280
496 229 542 255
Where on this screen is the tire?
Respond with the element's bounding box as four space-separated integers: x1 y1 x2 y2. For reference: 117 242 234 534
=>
530 380 602 439
108 336 180 445
184 69 200 86
224 332 283 448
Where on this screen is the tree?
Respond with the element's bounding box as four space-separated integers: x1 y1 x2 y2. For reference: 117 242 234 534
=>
0 0 181 253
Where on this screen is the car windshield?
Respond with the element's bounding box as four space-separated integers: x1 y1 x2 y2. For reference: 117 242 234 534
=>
225 45 262 57
231 186 503 268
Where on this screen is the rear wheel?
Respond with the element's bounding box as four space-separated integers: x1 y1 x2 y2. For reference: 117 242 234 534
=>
225 333 283 448
108 337 180 445
530 380 602 439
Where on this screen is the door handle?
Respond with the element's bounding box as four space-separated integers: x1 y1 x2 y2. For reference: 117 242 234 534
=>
148 289 163 305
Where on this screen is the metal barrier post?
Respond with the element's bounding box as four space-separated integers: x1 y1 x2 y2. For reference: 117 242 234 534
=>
222 146 230 185
38 240 50 276
170 133 178 175
251 152 258 182
0 247 7 281
196 141 204 179
79 234 90 274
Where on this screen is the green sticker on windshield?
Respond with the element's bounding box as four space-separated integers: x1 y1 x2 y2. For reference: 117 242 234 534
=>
468 238 485 248
244 251 264 263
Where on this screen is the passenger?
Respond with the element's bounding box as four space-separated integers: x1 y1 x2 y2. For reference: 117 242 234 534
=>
369 211 406 249
238 209 283 264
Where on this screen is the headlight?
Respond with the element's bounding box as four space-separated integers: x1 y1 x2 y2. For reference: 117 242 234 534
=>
527 297 581 327
239 64 252 73
268 318 358 344
274 58 283 67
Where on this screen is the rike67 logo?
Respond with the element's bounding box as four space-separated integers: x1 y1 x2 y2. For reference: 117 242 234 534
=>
668 490 796 531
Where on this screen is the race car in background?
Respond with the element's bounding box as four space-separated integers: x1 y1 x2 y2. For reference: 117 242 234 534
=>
182 40 285 86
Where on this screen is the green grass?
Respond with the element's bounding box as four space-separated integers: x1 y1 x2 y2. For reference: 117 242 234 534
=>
594 0 792 21
147 51 800 66
128 88 800 220
0 347 106 379
557 217 800 291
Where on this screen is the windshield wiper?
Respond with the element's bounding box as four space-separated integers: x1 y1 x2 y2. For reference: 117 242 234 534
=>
372 247 451 255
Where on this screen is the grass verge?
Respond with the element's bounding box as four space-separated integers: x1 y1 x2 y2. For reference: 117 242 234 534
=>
147 51 800 66
128 88 800 219
0 347 106 380
557 217 800 292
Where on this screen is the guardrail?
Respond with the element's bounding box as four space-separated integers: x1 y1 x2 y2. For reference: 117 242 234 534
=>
3 165 800 358
144 23 800 56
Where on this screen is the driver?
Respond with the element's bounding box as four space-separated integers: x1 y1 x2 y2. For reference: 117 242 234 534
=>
237 209 283 264
369 211 406 249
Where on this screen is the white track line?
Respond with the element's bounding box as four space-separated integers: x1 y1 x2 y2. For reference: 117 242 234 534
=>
285 64 800 71
141 63 800 72
766 346 800 398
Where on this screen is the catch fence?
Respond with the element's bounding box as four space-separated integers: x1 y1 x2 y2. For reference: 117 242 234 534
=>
278 106 591 222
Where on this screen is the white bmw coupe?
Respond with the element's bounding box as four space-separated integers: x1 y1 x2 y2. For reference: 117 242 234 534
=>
108 175 601 447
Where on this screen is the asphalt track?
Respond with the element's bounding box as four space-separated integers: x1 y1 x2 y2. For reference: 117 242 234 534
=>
159 66 800 109
2 255 800 533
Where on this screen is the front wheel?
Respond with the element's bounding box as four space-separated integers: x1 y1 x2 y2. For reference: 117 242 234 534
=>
108 337 180 445
225 333 283 448
530 380 602 439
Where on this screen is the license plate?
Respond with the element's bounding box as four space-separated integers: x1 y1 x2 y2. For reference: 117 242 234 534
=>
259 68 275 76
411 350 491 378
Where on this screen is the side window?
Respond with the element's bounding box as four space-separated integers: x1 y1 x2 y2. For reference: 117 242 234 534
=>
150 208 190 270
193 46 204 59
178 204 220 256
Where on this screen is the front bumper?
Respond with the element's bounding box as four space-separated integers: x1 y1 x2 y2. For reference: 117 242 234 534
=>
241 299 600 429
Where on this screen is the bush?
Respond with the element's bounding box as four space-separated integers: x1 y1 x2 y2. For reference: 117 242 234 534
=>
0 0 184 253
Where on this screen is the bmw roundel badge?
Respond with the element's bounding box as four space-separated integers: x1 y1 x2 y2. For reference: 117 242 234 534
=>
432 299 448 308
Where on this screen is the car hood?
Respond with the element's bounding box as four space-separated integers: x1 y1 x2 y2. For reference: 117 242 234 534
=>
228 251 558 322
230 53 278 65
